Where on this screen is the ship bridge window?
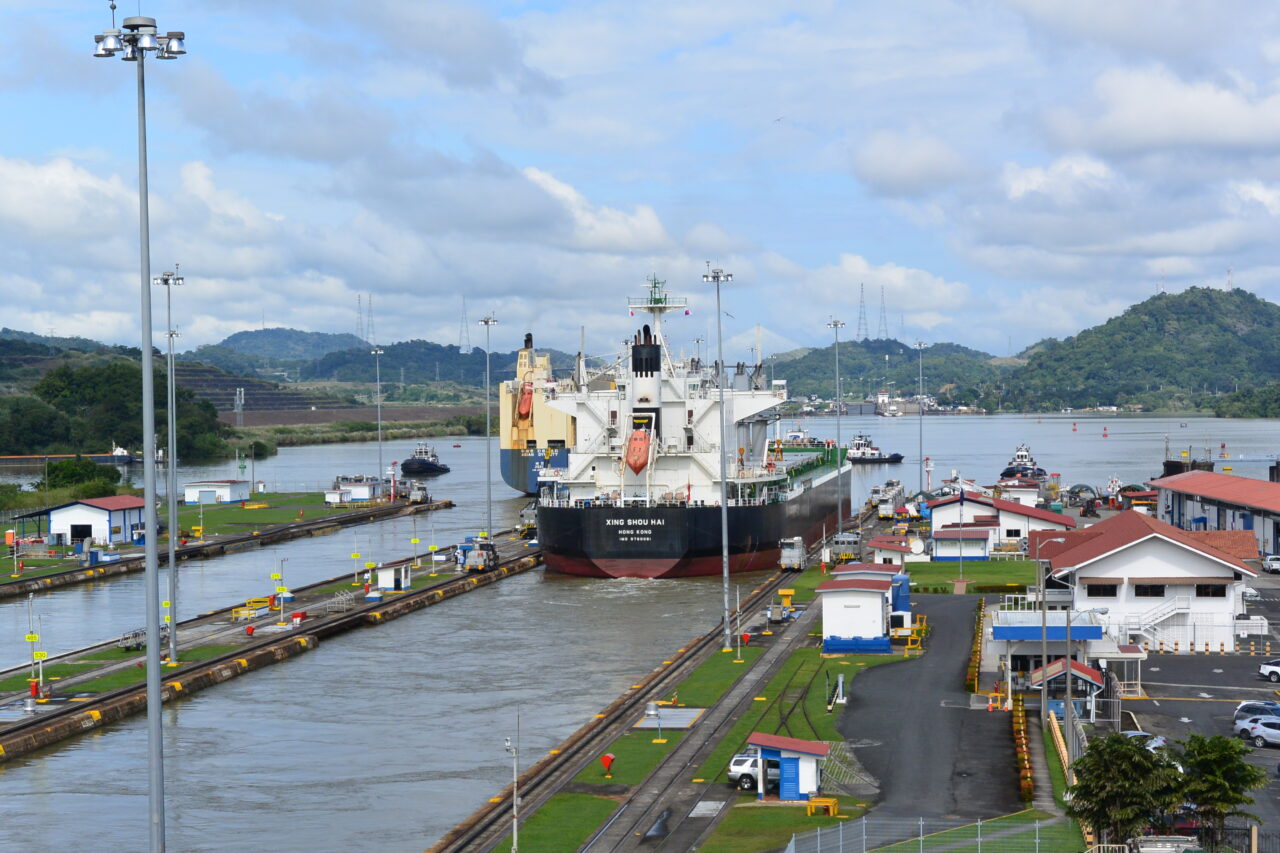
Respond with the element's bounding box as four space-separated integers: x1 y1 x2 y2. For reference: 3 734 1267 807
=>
687 434 694 450
609 410 618 425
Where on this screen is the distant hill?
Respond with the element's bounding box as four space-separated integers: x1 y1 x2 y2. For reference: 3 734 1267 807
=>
1003 287 1280 411
0 328 133 355
198 328 370 361
773 338 1006 402
301 338 579 386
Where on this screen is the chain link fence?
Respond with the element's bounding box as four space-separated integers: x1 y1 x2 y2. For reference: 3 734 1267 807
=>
783 813 1081 853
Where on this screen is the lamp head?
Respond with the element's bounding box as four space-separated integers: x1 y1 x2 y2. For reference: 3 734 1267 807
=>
94 40 114 58
136 32 160 51
164 33 186 55
120 42 137 61
101 31 123 52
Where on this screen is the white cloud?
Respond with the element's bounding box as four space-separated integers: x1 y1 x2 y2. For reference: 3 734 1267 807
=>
1230 180 1280 216
1002 156 1113 202
852 130 972 197
523 167 673 252
1043 66 1280 153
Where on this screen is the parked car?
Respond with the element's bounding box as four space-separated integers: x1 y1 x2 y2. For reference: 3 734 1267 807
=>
1262 555 1280 574
1242 587 1261 602
1258 660 1280 683
1233 715 1280 739
1121 730 1169 750
1234 700 1280 721
1126 836 1206 853
726 750 780 791
1239 718 1280 748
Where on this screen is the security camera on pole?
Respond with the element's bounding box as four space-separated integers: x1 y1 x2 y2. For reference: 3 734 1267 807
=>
91 4 188 849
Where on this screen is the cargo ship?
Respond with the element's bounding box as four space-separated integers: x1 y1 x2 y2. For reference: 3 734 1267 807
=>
536 275 850 578
498 333 575 495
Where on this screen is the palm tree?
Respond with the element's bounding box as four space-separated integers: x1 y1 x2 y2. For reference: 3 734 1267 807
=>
1180 734 1267 846
1065 734 1169 843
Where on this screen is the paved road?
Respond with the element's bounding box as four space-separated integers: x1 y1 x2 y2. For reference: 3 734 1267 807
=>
838 594 1022 820
1125 651 1280 827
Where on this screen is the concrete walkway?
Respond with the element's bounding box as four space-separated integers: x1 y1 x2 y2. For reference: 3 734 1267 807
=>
1026 714 1063 815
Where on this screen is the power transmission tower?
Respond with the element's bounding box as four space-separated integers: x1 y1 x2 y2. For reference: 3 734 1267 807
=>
877 285 889 339
855 282 868 341
356 295 364 342
459 296 472 354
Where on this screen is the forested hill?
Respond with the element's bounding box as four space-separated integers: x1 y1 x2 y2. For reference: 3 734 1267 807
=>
300 339 579 385
213 328 369 360
1001 287 1280 411
772 338 1006 403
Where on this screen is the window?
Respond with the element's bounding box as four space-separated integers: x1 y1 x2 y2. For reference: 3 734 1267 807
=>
1086 584 1117 597
1195 584 1226 598
1134 584 1166 598
1005 528 1021 539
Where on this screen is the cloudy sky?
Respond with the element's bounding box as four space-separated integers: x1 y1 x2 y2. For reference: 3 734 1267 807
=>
2 0 1278 361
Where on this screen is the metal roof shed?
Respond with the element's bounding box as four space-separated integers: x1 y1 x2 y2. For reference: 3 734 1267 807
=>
745 732 829 801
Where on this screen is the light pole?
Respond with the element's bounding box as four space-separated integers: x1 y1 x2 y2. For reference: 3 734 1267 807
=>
154 268 183 665
828 318 846 529
1035 535 1065 723
1064 604 1108 767
372 346 384 492
505 717 520 853
479 315 499 538
916 341 925 494
92 8 187 851
704 266 734 651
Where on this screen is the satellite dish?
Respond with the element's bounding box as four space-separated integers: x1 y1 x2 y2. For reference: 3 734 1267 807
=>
909 539 924 555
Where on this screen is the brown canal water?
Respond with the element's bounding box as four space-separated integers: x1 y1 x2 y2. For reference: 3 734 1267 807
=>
0 415 1278 849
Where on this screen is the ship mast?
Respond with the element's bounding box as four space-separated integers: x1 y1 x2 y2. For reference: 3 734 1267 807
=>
627 275 687 374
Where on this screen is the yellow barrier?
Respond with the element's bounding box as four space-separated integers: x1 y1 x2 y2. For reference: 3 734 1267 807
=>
806 797 839 817
245 597 271 609
243 502 269 510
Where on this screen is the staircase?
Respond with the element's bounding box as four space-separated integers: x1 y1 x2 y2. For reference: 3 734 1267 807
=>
1123 595 1190 644
820 741 877 796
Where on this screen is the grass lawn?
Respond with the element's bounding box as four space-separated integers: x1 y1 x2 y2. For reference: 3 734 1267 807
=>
905 560 1035 591
174 492 352 536
699 797 860 853
665 646 764 707
572 729 685 787
0 663 95 692
0 563 80 584
67 644 244 694
490 793 618 853
81 647 144 662
695 649 905 782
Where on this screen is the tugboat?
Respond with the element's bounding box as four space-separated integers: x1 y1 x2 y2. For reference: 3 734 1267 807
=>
845 433 904 464
400 443 450 477
1000 443 1047 481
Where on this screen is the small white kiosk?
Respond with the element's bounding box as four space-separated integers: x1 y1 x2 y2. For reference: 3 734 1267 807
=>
745 732 829 801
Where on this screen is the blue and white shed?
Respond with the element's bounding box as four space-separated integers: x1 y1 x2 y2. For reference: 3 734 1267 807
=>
745 732 829 801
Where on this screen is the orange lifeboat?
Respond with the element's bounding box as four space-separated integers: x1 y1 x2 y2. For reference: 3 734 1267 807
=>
517 381 534 420
625 429 651 475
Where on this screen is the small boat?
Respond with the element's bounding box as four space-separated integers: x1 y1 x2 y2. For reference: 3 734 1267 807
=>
452 443 462 448
401 443 450 477
845 433 904 464
999 443 1047 481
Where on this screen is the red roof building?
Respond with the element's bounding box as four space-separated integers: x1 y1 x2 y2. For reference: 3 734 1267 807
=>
1150 469 1280 557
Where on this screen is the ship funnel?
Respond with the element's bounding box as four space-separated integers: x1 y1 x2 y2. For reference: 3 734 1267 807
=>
524 332 533 350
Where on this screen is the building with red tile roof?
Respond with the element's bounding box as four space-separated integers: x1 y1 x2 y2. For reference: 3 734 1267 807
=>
1150 469 1280 556
1030 510 1264 651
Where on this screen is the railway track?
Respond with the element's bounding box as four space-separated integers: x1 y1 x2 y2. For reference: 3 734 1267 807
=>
429 569 800 853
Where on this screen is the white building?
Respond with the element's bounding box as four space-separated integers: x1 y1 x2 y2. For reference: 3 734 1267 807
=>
816 577 891 640
333 475 382 501
932 527 994 561
46 496 147 545
993 476 1040 506
866 536 911 566
183 480 251 505
928 491 1076 554
1150 469 1280 555
1034 511 1266 651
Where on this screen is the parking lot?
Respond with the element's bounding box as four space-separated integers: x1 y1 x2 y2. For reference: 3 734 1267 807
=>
1124 573 1280 826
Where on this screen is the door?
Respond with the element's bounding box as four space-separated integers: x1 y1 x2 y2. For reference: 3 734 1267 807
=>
779 756 801 800
70 524 92 543
199 490 217 504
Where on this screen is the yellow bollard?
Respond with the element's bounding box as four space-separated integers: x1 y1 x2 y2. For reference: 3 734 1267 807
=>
1173 641 1179 654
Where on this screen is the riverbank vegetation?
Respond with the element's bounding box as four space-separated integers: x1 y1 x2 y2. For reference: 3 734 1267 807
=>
236 413 488 447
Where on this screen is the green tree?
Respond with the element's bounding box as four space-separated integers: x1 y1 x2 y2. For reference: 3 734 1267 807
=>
39 457 122 489
1065 733 1176 843
1180 734 1267 843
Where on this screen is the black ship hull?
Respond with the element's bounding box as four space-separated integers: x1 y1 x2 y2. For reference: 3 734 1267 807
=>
848 453 904 464
401 459 450 477
538 468 845 578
